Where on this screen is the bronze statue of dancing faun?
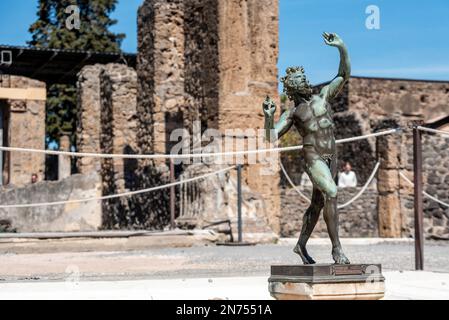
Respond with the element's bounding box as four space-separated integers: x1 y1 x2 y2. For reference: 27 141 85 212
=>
263 32 351 265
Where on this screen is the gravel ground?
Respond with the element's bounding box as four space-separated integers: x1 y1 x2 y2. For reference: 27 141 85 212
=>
139 241 449 278
0 240 447 282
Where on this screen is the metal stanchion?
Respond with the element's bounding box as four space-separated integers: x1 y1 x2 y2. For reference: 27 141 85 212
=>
237 164 243 243
170 159 175 230
217 164 254 246
413 125 424 270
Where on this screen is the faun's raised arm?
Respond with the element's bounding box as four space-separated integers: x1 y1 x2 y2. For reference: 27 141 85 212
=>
321 32 351 101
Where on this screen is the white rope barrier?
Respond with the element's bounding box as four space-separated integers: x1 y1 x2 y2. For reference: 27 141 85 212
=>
399 171 449 208
336 128 400 144
280 161 380 209
0 166 235 209
0 128 400 209
0 128 400 159
417 126 449 137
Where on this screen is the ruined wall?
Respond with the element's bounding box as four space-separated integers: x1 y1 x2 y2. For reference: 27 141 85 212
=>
280 185 379 238
347 77 449 124
0 172 101 232
76 61 171 230
348 78 449 239
137 0 281 233
0 76 46 186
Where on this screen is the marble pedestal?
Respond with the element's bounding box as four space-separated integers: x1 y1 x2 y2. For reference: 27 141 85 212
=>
268 264 385 300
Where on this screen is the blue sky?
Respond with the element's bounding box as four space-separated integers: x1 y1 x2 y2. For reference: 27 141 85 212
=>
0 0 448 84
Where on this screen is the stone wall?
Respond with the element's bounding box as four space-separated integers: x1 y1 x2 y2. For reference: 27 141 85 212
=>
352 78 449 239
0 172 101 232
280 186 379 238
0 75 46 186
400 133 449 239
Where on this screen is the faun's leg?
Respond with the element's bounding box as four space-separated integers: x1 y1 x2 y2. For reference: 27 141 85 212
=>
294 188 324 264
323 194 349 264
304 153 350 265
323 157 349 264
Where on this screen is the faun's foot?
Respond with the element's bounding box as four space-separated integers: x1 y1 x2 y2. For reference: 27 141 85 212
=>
293 244 316 265
332 247 350 264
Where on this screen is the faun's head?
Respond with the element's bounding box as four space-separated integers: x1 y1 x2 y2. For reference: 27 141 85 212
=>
280 66 313 102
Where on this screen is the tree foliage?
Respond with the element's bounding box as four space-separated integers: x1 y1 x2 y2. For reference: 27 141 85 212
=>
28 0 125 145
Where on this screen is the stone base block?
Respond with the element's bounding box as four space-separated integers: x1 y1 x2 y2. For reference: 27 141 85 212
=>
268 264 385 300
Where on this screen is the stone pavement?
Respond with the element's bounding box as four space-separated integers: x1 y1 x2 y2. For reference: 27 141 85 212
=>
0 238 448 299
0 238 448 282
0 271 447 300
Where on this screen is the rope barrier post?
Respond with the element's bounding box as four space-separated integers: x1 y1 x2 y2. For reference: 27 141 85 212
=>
170 159 175 230
237 164 243 243
413 125 424 270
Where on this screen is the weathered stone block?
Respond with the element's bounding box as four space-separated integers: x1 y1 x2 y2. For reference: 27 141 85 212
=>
378 193 402 237
0 172 101 232
377 169 399 194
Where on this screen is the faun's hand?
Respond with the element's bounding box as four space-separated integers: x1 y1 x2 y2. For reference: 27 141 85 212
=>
263 96 276 117
323 32 344 48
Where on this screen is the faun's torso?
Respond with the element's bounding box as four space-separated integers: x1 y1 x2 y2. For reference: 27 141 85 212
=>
292 94 336 156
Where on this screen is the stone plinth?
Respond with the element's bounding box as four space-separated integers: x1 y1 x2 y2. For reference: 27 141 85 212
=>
269 264 385 300
0 172 102 232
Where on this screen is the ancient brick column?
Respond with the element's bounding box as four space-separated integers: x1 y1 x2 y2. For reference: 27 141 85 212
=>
99 64 138 228
377 131 403 237
76 64 105 174
137 0 186 164
216 0 281 233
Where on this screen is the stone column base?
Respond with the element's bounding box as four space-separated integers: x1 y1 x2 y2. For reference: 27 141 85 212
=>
268 264 385 300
